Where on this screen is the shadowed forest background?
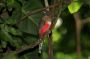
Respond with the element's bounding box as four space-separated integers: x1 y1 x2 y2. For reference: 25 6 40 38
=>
0 0 90 59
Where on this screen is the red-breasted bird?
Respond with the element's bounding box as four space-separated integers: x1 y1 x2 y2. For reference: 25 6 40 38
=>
38 15 52 53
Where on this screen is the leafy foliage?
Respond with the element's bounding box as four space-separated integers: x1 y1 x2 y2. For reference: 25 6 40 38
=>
0 0 90 59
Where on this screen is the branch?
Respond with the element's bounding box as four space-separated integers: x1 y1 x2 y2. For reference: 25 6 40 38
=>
48 32 53 59
82 17 90 24
0 3 4 6
73 12 81 59
44 0 49 11
21 10 38 27
11 38 45 54
15 3 59 25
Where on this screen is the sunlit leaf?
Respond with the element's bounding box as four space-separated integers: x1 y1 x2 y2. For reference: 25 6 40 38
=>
55 52 64 59
52 29 61 43
65 55 74 59
68 1 83 13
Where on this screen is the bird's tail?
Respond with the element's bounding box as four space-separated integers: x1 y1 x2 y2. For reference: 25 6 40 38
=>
38 38 43 54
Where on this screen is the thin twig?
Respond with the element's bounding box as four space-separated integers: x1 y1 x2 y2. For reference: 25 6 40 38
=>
82 17 90 24
15 3 59 25
22 10 38 27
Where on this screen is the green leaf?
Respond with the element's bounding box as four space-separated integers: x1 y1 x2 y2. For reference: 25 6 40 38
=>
12 37 23 48
0 29 21 48
0 24 21 48
1 40 7 48
7 27 22 36
0 25 13 42
52 29 61 43
68 1 82 13
5 18 17 25
55 52 64 59
7 0 15 6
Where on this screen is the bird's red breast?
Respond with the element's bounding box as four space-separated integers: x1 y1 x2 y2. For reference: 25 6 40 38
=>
39 21 51 37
